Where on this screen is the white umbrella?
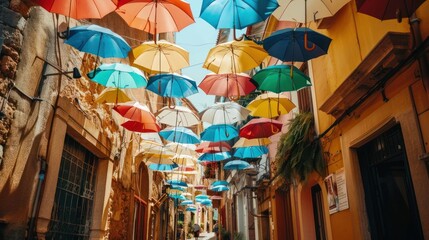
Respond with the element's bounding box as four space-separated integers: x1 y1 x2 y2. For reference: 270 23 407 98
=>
166 142 199 158
272 0 350 23
140 132 163 144
156 106 200 127
200 102 250 125
173 154 198 166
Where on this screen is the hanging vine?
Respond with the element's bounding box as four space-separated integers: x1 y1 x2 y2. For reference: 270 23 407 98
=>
276 112 326 184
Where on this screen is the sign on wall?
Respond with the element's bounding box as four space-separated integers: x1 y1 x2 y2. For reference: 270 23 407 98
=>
325 168 349 214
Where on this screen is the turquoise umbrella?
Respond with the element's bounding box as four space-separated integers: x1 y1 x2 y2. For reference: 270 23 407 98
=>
211 185 229 192
186 206 197 212
180 200 194 206
211 180 229 187
253 65 311 93
159 127 200 144
196 194 210 200
200 199 212 206
167 179 188 188
198 152 231 162
146 73 198 98
224 160 250 170
88 63 147 88
233 146 268 159
148 163 178 171
201 124 238 142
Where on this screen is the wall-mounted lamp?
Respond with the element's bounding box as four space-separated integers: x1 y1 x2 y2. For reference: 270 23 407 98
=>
33 56 81 79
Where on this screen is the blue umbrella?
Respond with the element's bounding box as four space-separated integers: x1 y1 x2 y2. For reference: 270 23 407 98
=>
198 152 231 162
65 24 131 58
186 206 197 212
180 200 194 206
201 124 238 142
263 27 332 62
211 185 229 192
147 73 198 98
169 194 186 200
159 127 200 144
200 0 279 30
211 180 229 187
167 179 188 188
87 63 147 88
224 160 250 170
200 199 212 206
196 194 210 200
148 163 178 171
233 146 268 159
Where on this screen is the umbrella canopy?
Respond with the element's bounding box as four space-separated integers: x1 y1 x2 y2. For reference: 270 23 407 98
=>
210 195 223 200
140 132 163 144
116 0 194 34
130 40 189 74
88 63 147 88
234 145 268 158
263 27 332 62
224 160 250 170
121 120 161 132
175 166 196 172
34 0 116 19
167 179 188 187
253 65 312 93
203 40 268 74
356 0 425 20
200 102 250 125
95 88 131 104
272 0 350 23
211 185 229 192
246 93 296 118
167 143 198 157
180 200 194 206
113 102 156 122
233 138 272 148
199 199 212 205
144 153 175 164
196 141 231 153
65 24 131 59
147 73 198 98
186 206 197 211
138 140 175 155
199 73 257 98
173 155 197 166
169 193 186 200
211 180 229 187
199 0 279 29
239 118 283 139
198 152 231 162
196 194 210 200
159 127 200 144
201 124 238 142
156 106 200 127
148 163 179 171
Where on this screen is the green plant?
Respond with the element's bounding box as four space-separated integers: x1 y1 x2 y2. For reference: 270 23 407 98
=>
234 232 244 240
276 112 326 184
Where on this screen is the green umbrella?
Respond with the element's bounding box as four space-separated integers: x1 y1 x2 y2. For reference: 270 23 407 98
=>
253 65 311 93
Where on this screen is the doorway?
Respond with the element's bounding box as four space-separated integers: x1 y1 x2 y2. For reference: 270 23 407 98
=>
357 125 423 240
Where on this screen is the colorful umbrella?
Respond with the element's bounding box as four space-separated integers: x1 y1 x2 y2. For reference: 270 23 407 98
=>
198 152 231 162
87 63 147 88
239 118 283 139
200 102 250 125
180 200 194 206
203 40 268 74
233 138 272 148
211 185 229 192
159 127 200 144
169 193 186 200
196 194 210 200
144 153 175 164
95 88 131 104
263 28 332 62
224 160 250 170
65 25 131 59
121 120 161 132
356 0 425 21
253 65 312 93
272 0 350 23
34 0 116 19
147 73 198 98
139 140 174 154
116 0 194 35
196 141 231 153
233 145 268 158
175 166 196 172
201 124 238 142
156 106 200 127
211 180 229 187
130 40 189 74
173 155 197 166
210 195 223 200
167 143 198 157
199 199 212 206
148 163 179 171
140 132 163 144
246 93 296 118
200 0 278 29
199 73 256 98
114 102 156 122
167 179 188 187
186 206 197 211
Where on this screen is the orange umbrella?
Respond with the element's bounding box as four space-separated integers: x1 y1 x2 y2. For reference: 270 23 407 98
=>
116 0 194 36
34 0 116 19
121 120 161 133
114 102 158 123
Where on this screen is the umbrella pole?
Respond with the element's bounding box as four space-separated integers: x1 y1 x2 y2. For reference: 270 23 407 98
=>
304 0 315 51
89 33 103 79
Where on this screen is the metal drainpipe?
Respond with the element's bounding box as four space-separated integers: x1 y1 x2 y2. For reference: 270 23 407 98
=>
27 158 47 240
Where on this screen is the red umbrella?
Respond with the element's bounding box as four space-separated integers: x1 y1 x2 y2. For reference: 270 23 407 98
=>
121 120 161 133
239 118 283 139
198 73 257 98
34 0 116 19
195 142 232 153
114 102 155 122
175 166 195 171
356 0 425 21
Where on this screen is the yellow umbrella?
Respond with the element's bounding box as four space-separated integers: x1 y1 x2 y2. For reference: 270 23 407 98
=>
233 137 272 148
166 142 198 158
246 92 296 118
130 40 190 74
173 154 197 166
203 40 268 74
95 87 132 104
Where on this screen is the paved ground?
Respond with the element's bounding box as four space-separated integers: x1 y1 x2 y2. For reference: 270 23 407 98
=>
188 231 217 240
